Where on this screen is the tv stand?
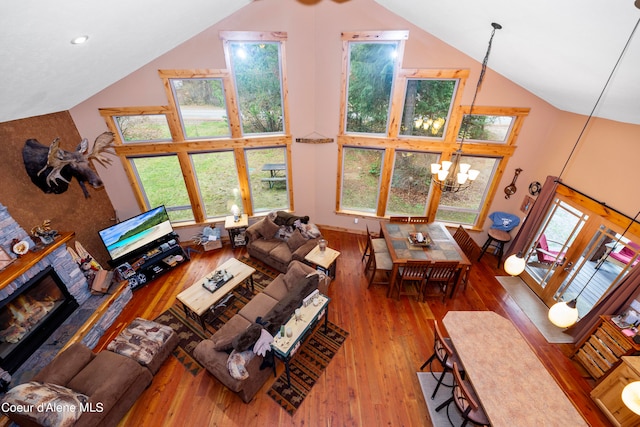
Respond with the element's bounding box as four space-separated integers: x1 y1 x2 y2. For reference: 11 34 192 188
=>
112 234 189 290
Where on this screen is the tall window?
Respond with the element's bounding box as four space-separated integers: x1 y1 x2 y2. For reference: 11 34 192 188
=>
101 32 290 225
341 147 384 213
337 31 528 228
130 156 193 221
346 42 399 134
228 41 285 135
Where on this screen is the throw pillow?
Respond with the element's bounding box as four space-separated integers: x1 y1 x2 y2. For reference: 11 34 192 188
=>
232 323 263 352
256 217 280 239
296 221 322 239
227 350 255 380
1 381 88 427
286 229 307 252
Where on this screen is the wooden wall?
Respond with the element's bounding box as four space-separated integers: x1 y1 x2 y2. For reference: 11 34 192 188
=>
0 111 115 267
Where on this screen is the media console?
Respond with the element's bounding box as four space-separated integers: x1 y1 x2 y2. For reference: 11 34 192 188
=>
110 233 189 290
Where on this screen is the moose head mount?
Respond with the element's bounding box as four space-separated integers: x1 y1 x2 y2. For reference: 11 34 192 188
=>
22 131 115 198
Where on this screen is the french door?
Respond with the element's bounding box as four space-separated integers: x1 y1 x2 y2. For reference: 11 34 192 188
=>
520 186 640 319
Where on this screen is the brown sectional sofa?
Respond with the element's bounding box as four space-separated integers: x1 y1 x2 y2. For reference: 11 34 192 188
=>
2 343 153 427
245 212 322 273
193 260 327 403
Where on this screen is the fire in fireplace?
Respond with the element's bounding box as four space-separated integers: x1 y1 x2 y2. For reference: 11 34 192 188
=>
0 266 78 373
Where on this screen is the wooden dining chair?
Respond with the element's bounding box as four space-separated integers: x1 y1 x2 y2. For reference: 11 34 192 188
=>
452 226 477 294
436 361 490 427
408 216 429 223
361 224 388 264
389 216 409 223
367 232 393 288
420 320 464 399
422 261 459 302
393 260 431 300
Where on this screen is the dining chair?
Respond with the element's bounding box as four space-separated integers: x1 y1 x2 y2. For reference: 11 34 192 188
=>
436 361 490 427
408 216 429 223
389 216 409 223
393 260 431 300
452 226 477 294
361 224 388 264
367 232 393 288
420 320 464 399
422 261 459 302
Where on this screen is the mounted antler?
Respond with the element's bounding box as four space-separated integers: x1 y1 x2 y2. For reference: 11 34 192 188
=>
86 131 115 168
37 138 74 187
23 131 116 198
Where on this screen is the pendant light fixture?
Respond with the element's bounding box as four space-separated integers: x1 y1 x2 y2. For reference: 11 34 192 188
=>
430 22 502 193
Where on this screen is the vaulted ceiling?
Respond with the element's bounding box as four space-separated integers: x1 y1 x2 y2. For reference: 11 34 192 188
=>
1 0 639 124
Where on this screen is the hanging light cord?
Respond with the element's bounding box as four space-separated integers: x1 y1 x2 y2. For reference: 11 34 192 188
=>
570 210 640 303
559 17 640 178
457 23 502 150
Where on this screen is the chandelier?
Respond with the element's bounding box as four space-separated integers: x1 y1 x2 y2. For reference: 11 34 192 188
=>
430 22 502 193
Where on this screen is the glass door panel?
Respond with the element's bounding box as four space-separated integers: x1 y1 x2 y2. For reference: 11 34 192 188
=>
520 198 586 302
554 225 637 319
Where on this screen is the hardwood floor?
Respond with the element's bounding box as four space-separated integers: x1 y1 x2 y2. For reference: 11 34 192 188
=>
94 227 613 426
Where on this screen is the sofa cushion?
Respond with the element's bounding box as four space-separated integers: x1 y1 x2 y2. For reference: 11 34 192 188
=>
248 238 282 258
67 350 146 401
262 276 289 301
254 217 280 239
31 342 95 387
287 229 307 252
212 315 252 351
238 292 279 324
283 260 315 290
268 243 294 266
2 381 88 427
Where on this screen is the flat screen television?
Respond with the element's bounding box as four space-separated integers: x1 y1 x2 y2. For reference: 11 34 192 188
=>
98 205 174 265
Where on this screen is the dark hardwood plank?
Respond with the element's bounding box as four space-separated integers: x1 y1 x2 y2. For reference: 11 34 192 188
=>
91 228 611 426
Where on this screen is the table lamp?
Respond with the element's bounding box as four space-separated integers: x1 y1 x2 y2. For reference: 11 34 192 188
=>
231 204 240 222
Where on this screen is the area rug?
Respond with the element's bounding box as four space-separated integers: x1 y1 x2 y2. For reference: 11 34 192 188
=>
154 258 276 375
496 276 574 344
416 371 465 426
268 321 349 416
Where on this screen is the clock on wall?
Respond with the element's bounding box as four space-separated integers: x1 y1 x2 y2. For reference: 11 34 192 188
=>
529 181 541 196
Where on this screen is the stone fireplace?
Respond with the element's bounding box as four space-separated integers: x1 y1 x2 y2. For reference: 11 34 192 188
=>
0 203 91 374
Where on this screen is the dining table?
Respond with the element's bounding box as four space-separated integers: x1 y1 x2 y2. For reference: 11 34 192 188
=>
442 311 587 426
380 221 470 298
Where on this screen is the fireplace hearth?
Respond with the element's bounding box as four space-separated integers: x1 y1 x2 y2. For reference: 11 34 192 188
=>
0 266 78 373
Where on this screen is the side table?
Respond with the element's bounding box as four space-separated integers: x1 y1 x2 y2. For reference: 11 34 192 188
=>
225 214 249 249
305 244 340 279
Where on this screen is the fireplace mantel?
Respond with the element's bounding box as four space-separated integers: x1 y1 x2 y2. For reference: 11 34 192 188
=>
0 232 74 291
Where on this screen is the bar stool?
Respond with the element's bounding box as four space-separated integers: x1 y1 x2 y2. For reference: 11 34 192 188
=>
478 228 511 268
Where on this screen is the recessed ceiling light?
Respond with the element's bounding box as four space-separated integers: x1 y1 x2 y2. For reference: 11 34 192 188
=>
70 35 89 45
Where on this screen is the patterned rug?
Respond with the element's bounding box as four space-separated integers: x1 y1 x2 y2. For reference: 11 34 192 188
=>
154 257 275 375
268 321 349 415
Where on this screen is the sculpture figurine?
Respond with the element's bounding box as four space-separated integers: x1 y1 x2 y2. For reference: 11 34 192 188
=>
31 220 58 245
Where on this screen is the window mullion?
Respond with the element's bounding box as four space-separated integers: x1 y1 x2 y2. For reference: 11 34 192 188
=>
233 147 252 215
377 148 395 217
177 151 205 223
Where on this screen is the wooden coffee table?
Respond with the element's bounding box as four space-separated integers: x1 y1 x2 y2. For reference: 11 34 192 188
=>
176 258 255 330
